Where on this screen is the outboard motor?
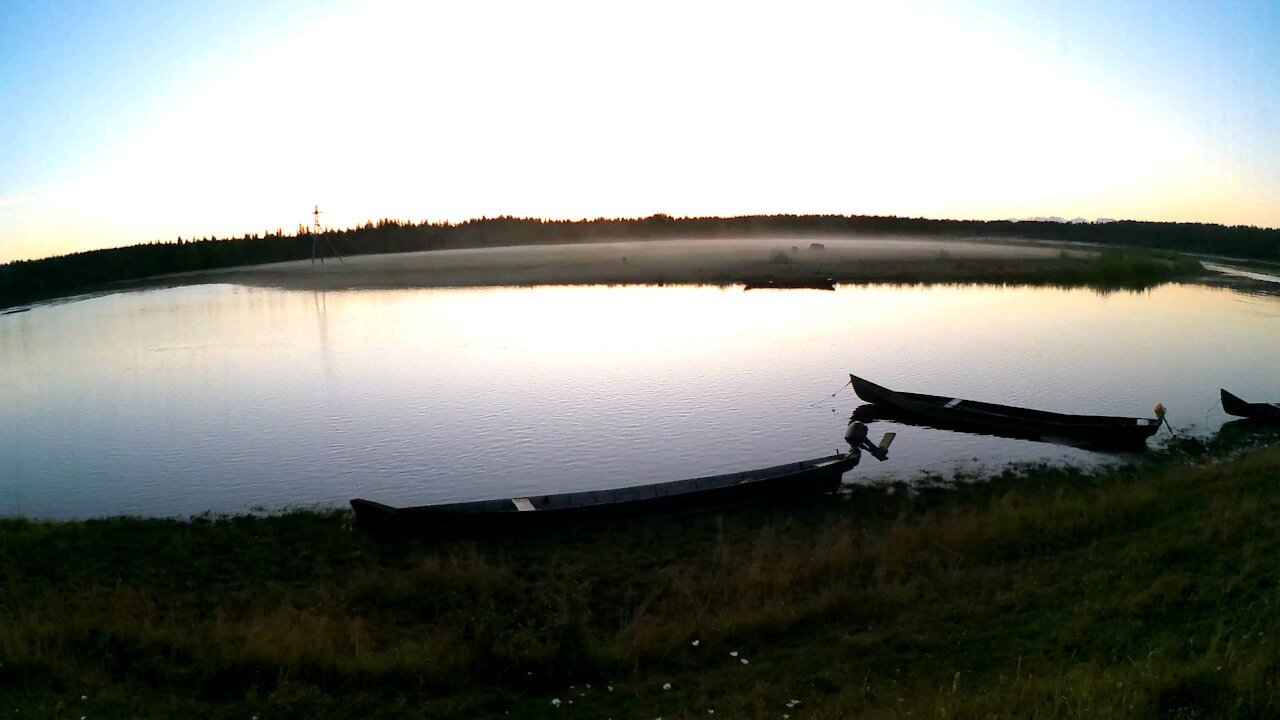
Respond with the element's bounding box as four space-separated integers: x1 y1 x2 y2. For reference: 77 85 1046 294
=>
845 420 895 462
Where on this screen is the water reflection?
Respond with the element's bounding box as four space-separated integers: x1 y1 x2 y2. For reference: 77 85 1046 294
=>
2 281 1279 519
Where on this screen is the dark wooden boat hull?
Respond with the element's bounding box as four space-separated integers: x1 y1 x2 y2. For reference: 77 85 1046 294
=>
850 374 1161 450
1221 389 1280 422
742 278 836 291
352 454 856 538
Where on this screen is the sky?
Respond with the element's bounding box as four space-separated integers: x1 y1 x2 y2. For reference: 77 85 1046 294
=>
1 0 1278 264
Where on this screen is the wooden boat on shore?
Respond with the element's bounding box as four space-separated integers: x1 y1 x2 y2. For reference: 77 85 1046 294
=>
353 453 868 538
849 374 1163 450
1221 389 1280 422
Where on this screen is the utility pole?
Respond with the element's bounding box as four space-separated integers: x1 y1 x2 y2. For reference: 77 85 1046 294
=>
311 205 344 265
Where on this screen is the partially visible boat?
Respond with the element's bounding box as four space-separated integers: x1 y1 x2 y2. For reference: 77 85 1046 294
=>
1220 389 1280 422
352 426 894 539
742 277 836 291
849 374 1163 450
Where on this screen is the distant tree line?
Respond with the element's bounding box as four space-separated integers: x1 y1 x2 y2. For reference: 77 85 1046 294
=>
2 214 1278 309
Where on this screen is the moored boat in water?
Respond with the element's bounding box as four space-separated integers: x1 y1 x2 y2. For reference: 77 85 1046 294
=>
352 423 895 538
741 278 836 291
849 374 1164 450
1220 389 1280 422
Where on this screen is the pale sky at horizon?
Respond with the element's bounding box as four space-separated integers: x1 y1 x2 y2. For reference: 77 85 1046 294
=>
2 0 1278 264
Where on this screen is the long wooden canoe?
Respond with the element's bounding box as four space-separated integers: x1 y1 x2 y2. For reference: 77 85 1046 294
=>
1221 389 1280 422
352 454 858 538
850 374 1162 449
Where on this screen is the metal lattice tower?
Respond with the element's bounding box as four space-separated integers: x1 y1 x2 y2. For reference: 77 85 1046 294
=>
310 205 344 265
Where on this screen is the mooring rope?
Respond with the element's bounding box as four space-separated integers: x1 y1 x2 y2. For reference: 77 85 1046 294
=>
807 378 852 407
1199 397 1222 430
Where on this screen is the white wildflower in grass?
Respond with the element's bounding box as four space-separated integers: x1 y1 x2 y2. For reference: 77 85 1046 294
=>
608 686 614 692
730 651 738 657
692 640 699 646
551 698 561 707
740 658 749 665
663 683 671 690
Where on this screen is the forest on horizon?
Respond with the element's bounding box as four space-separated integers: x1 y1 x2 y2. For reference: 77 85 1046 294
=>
3 214 1278 309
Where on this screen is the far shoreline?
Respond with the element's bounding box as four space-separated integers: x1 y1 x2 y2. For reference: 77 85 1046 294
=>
72 236 1216 303
189 236 1086 290
6 213 1277 310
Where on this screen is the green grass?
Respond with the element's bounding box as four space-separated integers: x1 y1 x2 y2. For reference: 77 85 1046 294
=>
1044 249 1207 289
4 429 1280 718
841 248 1207 291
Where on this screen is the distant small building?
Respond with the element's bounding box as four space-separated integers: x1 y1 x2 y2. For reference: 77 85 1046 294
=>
809 243 826 250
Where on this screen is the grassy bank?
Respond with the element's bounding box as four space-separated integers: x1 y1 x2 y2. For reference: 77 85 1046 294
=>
812 248 1205 290
4 430 1280 718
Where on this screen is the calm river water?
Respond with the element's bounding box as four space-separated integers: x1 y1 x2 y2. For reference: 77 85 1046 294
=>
3 281 1278 519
